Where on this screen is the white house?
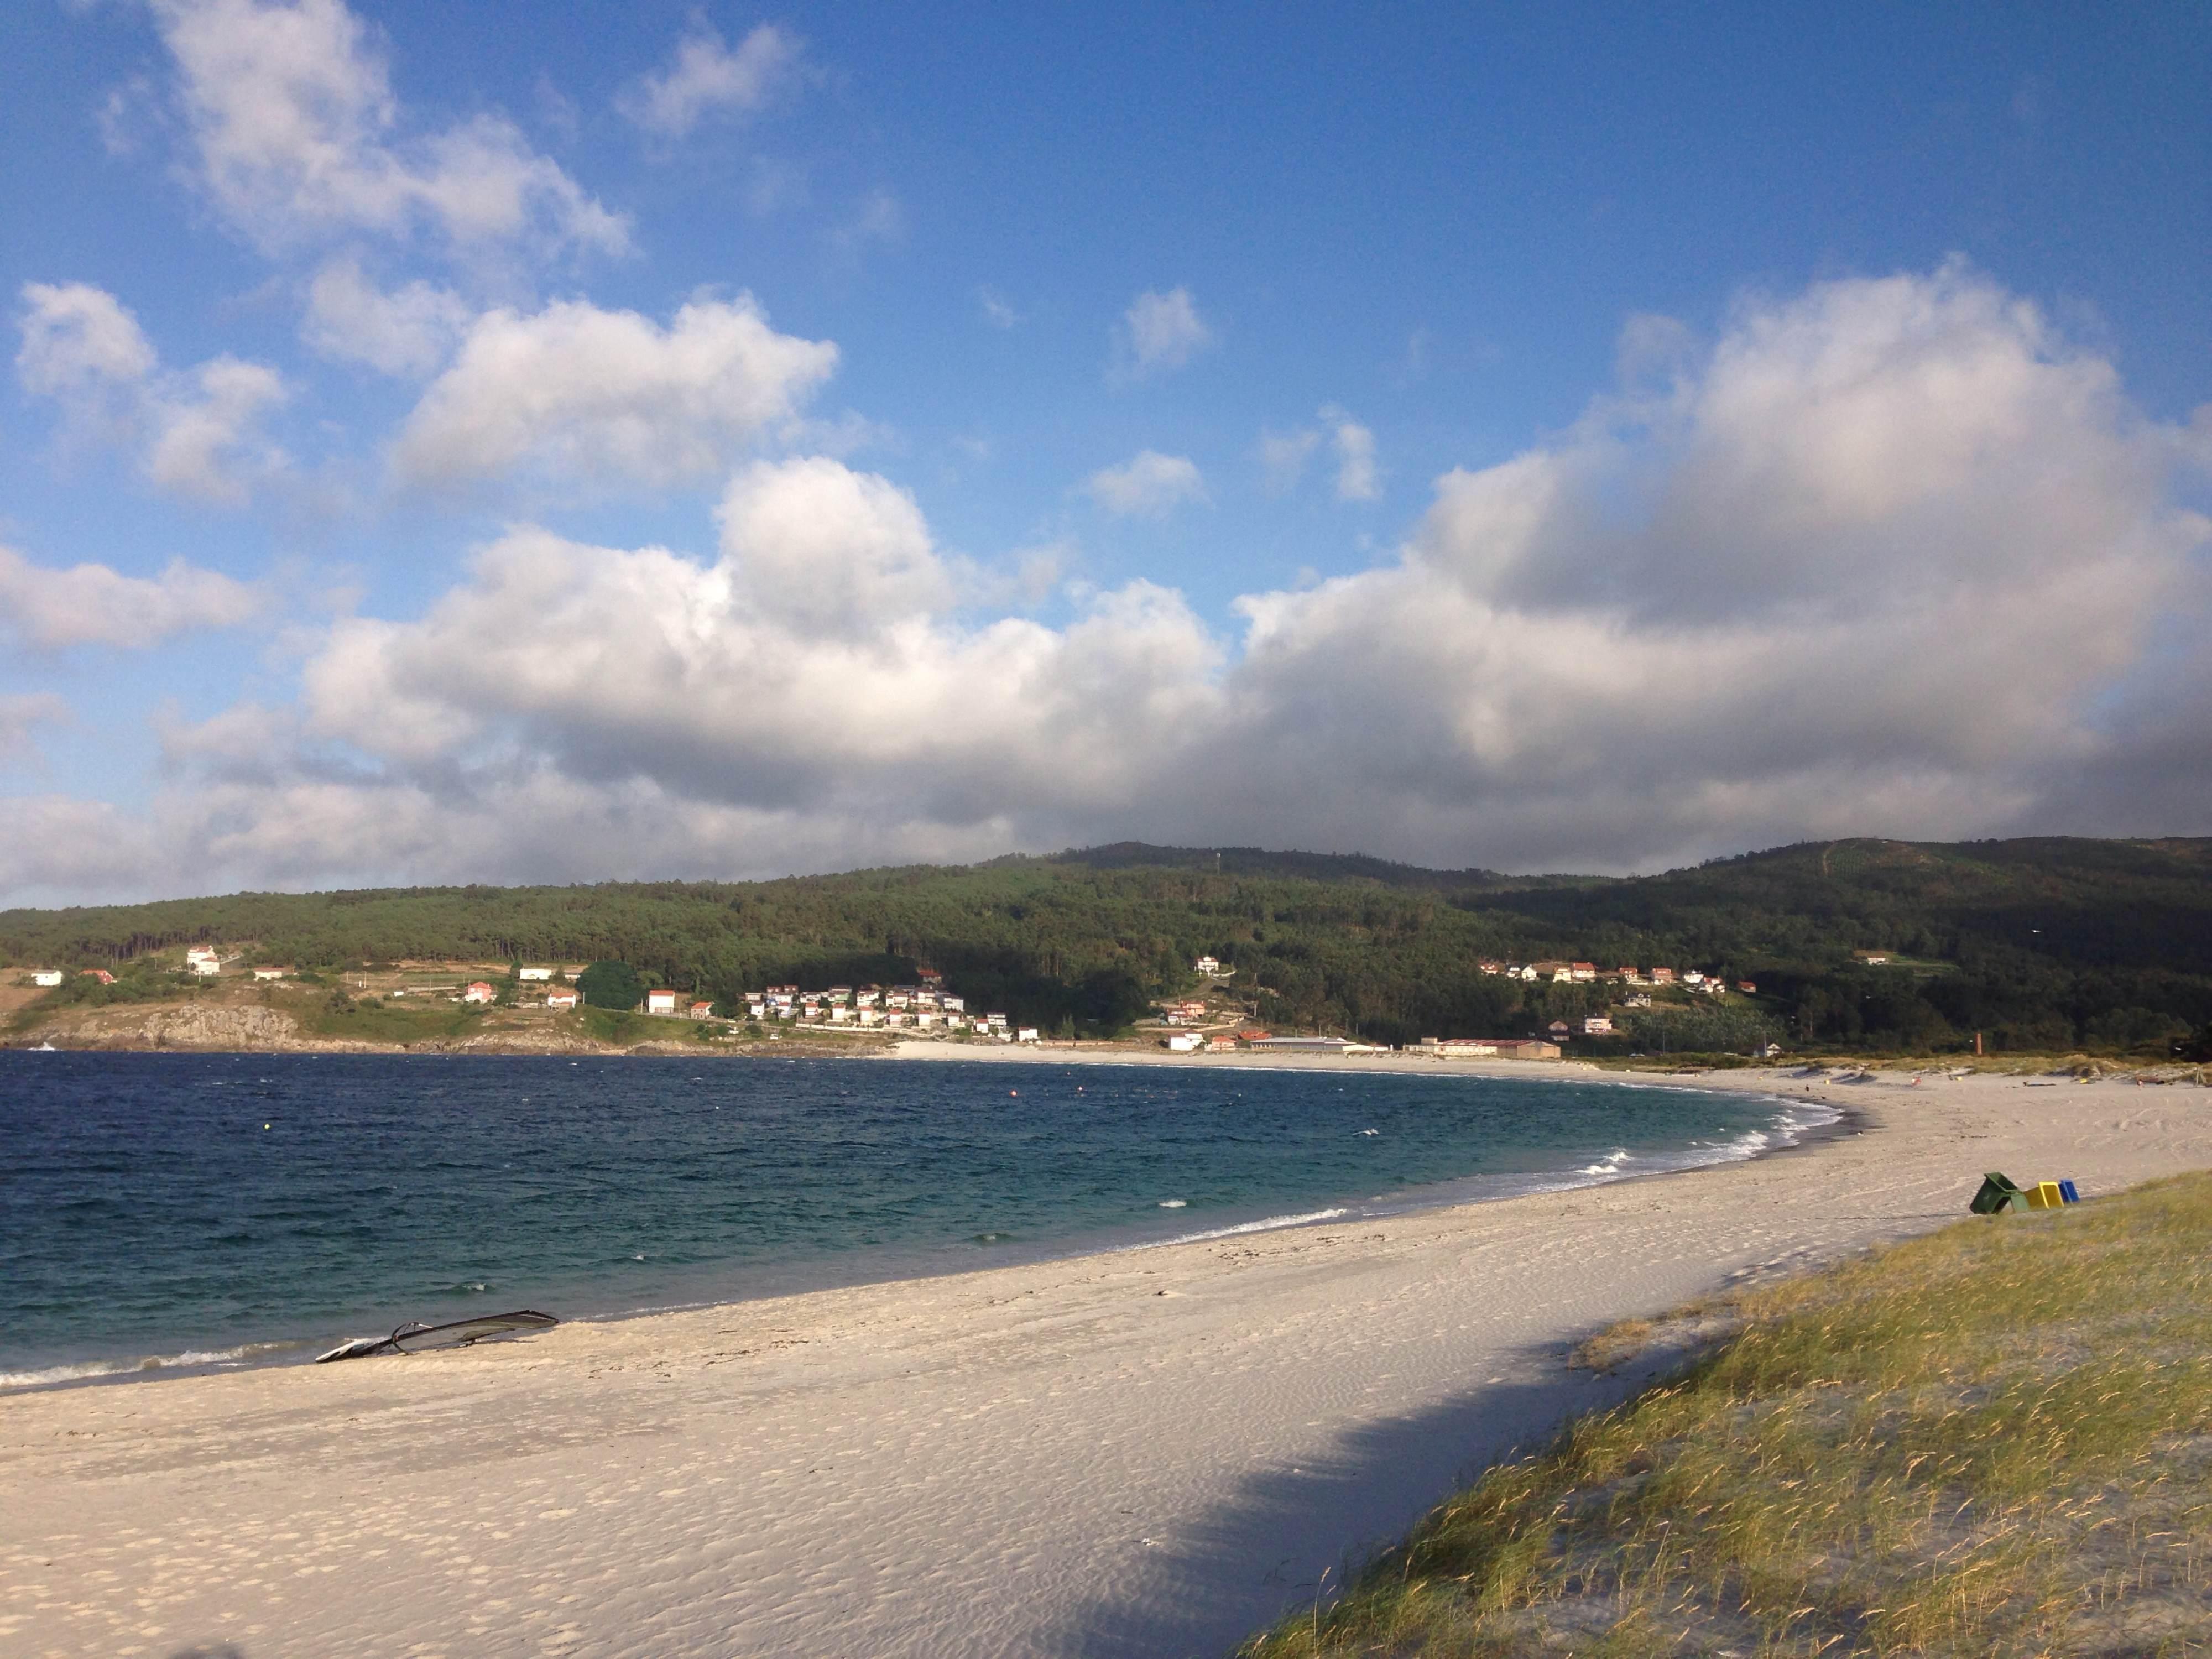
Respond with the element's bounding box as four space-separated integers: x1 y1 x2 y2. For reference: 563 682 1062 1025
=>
1162 1032 1202 1052
31 969 62 987
545 989 579 1009
646 989 679 1015
1583 1016 1614 1035
462 982 496 1004
186 947 221 976
940 995 965 1013
252 966 290 981
518 967 552 982
1016 1027 1040 1044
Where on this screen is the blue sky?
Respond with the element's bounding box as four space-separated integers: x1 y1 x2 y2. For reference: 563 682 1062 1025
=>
2 1 2208 904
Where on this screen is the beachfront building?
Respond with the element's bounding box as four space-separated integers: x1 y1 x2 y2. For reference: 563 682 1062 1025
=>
463 982 497 1004
1422 1038 1499 1057
1245 1035 1357 1054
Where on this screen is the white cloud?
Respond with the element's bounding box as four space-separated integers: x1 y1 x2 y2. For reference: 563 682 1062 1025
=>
619 22 804 138
0 545 264 650
149 0 627 256
16 281 157 399
978 288 1018 328
7 265 2210 903
1259 427 1319 494
1117 287 1213 379
1319 406 1380 500
1084 450 1209 518
301 255 470 377
145 356 290 505
17 281 289 504
0 695 71 763
390 294 838 491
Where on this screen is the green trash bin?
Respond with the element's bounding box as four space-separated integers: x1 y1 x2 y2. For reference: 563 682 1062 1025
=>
1970 1172 2026 1214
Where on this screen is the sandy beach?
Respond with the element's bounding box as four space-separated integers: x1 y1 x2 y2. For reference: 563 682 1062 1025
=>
6 1056 2209 1658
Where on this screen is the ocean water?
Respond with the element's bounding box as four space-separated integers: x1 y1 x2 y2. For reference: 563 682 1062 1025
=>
0 1052 1829 1389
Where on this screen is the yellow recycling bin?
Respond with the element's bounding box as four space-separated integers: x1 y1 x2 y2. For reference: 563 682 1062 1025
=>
2025 1180 2065 1210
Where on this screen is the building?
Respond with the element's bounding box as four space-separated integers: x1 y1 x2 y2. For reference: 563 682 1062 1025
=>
462 982 497 1004
1423 1038 1499 1057
185 947 221 976
1583 1016 1614 1036
81 968 117 984
1477 959 1503 975
690 1000 716 1020
545 989 578 1009
30 969 62 987
1650 967 1677 984
1162 1031 1202 1052
1547 1020 1573 1042
645 989 679 1015
1532 961 1574 983
1738 980 1758 994
1854 951 1890 966
251 966 289 981
1245 1035 1355 1053
1206 1035 1240 1052
1494 1039 1562 1060
518 967 552 981
1570 962 1597 982
1016 1027 1040 1043
917 967 943 988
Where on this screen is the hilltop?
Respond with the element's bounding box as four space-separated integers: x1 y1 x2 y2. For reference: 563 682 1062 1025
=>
4 836 2210 1056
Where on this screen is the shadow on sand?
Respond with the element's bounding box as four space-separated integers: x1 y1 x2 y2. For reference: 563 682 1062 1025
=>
1037 1339 1683 1659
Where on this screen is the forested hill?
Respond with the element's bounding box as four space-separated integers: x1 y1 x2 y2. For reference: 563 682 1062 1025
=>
4 837 2210 1055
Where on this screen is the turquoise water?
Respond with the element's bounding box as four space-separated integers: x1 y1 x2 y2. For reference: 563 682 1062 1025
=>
0 1052 1826 1388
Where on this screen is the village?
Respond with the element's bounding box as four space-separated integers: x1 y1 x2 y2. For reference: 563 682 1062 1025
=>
13 946 1771 1060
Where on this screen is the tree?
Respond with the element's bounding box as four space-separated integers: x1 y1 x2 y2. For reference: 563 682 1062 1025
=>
577 960 644 1011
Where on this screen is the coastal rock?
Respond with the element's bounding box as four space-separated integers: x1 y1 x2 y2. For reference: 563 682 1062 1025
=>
43 1001 302 1050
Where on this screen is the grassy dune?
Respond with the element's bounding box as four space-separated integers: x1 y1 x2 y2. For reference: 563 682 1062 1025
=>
1240 1173 2212 1656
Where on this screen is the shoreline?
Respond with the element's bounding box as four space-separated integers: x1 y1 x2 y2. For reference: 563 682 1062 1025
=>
2 1056 1835 1397
8 1067 2209 1656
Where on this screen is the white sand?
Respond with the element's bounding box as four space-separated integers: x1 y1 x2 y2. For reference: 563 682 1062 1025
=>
5 1058 2208 1658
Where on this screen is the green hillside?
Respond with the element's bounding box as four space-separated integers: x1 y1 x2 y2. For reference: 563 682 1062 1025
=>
4 837 2210 1055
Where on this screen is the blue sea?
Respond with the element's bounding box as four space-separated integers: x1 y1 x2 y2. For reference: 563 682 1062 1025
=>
0 1052 1829 1389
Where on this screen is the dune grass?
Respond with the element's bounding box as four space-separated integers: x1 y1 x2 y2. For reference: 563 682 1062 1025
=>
1239 1173 2212 1657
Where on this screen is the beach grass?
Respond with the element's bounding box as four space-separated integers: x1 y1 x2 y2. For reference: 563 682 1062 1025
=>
1238 1172 2212 1656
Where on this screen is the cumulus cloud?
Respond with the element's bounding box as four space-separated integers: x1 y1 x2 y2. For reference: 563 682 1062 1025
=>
0 545 264 650
17 281 289 504
1321 406 1380 500
1084 450 1209 518
149 0 627 256
619 21 804 138
389 294 838 491
1117 287 1213 379
0 695 71 763
6 264 2209 904
301 255 470 376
